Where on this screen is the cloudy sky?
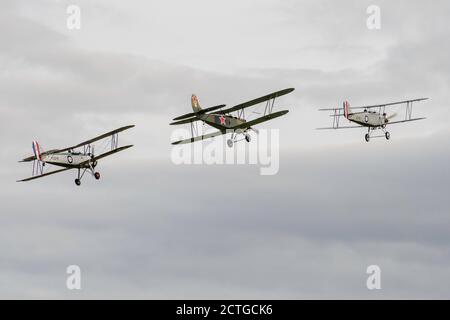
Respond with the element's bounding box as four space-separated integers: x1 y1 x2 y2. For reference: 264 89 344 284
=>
0 0 449 299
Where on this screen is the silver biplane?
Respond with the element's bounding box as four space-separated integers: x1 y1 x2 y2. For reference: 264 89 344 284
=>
18 125 134 185
318 98 428 142
171 88 294 147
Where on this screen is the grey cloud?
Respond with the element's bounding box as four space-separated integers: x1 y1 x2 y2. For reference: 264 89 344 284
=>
1 0 450 299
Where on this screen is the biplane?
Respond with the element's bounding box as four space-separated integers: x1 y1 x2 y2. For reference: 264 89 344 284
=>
318 98 428 142
17 125 134 185
170 88 295 147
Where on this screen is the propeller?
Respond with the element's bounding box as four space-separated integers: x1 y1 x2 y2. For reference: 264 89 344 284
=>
385 112 397 123
250 127 259 134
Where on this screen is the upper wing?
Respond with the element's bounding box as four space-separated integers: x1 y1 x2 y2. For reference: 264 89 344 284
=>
217 88 294 115
319 98 428 111
172 104 226 121
231 110 289 130
17 168 72 182
351 98 429 110
171 131 225 145
54 125 135 153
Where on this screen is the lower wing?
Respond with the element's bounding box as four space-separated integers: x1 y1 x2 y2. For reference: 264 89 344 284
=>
171 131 225 145
17 168 72 182
316 125 362 130
231 110 289 130
78 145 134 166
316 117 426 130
387 117 426 125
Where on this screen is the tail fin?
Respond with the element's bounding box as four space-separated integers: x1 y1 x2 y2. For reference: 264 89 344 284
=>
343 101 350 119
32 141 42 161
191 94 202 113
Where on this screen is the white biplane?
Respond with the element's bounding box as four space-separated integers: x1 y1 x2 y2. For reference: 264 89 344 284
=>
318 98 428 142
17 125 134 185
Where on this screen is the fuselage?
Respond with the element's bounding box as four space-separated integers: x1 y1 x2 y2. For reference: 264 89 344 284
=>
199 113 246 130
41 152 93 168
347 111 388 128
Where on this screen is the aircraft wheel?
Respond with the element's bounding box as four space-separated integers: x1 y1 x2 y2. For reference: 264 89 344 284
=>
245 134 251 143
365 134 370 142
227 139 233 148
75 179 81 186
94 172 101 180
385 132 390 140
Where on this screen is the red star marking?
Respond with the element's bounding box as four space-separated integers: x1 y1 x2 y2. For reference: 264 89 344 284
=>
219 115 226 125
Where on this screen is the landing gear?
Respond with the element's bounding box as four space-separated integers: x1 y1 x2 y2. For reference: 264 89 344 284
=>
364 127 390 142
74 165 100 185
227 139 234 148
245 133 251 143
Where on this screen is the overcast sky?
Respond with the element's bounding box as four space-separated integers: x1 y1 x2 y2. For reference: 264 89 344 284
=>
0 0 449 299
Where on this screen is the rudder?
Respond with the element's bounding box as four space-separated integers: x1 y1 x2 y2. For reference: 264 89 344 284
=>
191 94 202 113
32 141 42 161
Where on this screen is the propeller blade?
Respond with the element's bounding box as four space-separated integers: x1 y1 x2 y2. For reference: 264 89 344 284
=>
387 112 398 120
251 127 259 134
